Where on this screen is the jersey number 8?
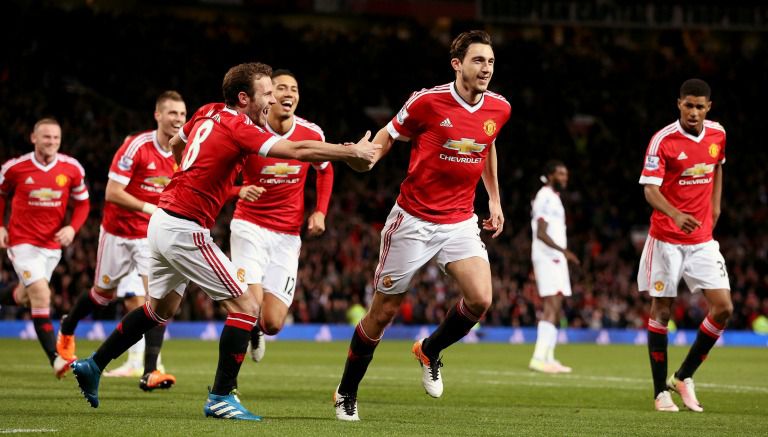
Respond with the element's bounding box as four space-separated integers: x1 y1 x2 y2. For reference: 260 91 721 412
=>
181 119 215 171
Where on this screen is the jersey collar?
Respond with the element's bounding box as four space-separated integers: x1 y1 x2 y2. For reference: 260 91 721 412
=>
676 120 706 143
265 117 296 138
450 81 485 114
151 130 173 158
31 152 58 172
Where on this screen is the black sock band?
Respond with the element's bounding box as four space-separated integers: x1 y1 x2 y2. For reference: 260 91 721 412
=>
422 299 479 360
676 315 724 380
338 322 381 395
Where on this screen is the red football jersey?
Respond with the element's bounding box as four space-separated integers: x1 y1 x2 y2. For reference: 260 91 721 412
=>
0 153 89 248
639 120 726 244
386 82 511 224
103 130 177 238
159 103 280 229
233 116 330 235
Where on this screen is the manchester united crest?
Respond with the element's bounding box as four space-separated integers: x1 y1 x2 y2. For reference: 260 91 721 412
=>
382 275 393 288
102 275 111 285
654 281 664 292
237 268 246 283
55 174 68 187
483 119 496 136
708 143 720 158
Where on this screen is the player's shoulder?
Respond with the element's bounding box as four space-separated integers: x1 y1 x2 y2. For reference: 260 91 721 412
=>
121 130 155 154
404 83 453 108
195 102 227 118
1 152 34 175
483 89 511 109
704 119 726 135
294 116 325 139
647 121 680 154
56 153 87 176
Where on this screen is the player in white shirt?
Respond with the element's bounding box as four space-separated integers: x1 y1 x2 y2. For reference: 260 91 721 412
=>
529 161 579 373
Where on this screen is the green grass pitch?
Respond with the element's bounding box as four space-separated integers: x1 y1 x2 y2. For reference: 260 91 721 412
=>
0 339 766 436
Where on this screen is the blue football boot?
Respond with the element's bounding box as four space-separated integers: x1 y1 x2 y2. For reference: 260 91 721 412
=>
71 354 102 408
204 389 262 421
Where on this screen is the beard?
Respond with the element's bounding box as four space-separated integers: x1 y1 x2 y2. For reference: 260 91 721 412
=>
553 181 565 192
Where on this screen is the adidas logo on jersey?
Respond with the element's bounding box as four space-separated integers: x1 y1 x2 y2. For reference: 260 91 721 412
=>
24 176 35 184
147 162 157 169
677 151 688 160
440 118 453 128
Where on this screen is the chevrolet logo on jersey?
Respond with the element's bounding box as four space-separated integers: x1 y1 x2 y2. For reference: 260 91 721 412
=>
681 163 715 178
442 138 487 155
29 188 63 200
261 163 301 177
144 176 171 187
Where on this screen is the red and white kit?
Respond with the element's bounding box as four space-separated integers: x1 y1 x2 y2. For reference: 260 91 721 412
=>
0 153 89 285
375 83 511 294
638 120 730 296
150 103 279 300
230 116 333 306
95 130 177 289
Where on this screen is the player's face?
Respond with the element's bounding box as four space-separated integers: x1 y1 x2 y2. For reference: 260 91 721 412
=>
457 43 495 93
271 75 299 120
31 123 61 161
155 100 187 138
677 95 711 134
246 76 276 127
552 166 569 191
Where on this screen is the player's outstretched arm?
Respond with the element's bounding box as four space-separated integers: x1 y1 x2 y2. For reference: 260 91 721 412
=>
266 132 381 171
481 142 504 238
643 184 701 234
367 126 396 170
105 179 157 214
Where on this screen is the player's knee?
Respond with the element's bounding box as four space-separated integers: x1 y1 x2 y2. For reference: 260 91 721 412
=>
260 318 283 336
713 302 733 322
464 294 492 317
652 308 672 325
369 306 397 328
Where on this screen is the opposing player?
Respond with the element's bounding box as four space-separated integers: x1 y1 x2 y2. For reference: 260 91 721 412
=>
230 70 334 362
69 62 380 420
57 91 186 390
332 30 510 421
0 118 90 377
638 79 732 412
529 160 579 374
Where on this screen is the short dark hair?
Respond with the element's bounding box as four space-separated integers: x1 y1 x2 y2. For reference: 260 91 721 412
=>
450 30 492 62
544 160 566 177
680 78 711 100
222 62 273 106
271 69 296 80
156 90 184 110
33 117 60 132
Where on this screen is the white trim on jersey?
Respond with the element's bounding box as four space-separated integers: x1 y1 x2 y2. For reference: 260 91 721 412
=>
265 118 297 139
151 130 173 158
386 121 408 141
484 90 511 107
178 127 188 143
639 175 663 186
675 121 706 143
108 171 131 186
404 83 451 108
257 135 282 157
647 122 678 156
124 132 154 160
313 161 330 170
58 154 87 177
30 154 59 172
704 119 726 133
0 153 33 185
296 116 326 142
449 82 485 114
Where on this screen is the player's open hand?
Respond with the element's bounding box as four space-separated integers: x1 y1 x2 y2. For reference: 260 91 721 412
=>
483 201 504 238
54 225 76 247
673 212 701 234
239 185 266 202
346 130 382 172
0 226 8 249
564 249 581 265
306 211 326 237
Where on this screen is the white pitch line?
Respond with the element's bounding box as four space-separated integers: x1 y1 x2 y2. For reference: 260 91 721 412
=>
0 430 58 434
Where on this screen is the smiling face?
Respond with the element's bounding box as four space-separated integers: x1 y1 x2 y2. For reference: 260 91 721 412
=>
453 43 495 94
270 74 299 121
31 121 61 163
155 99 187 139
243 75 277 127
677 95 711 135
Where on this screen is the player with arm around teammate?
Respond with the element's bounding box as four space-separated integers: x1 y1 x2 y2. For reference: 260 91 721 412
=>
0 118 90 377
638 79 732 413
69 62 380 420
229 69 335 363
333 30 511 421
529 160 579 374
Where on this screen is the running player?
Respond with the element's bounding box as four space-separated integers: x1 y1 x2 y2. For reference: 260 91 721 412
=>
57 91 185 390
69 62 380 420
529 160 579 374
0 118 90 377
229 70 334 363
638 78 732 412
332 30 511 421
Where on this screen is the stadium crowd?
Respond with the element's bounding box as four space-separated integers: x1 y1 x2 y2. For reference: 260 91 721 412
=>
1 3 767 331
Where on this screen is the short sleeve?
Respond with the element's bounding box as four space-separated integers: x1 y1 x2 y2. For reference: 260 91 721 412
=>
107 137 137 186
386 91 429 141
639 139 667 186
70 161 89 201
0 160 16 195
232 117 280 157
